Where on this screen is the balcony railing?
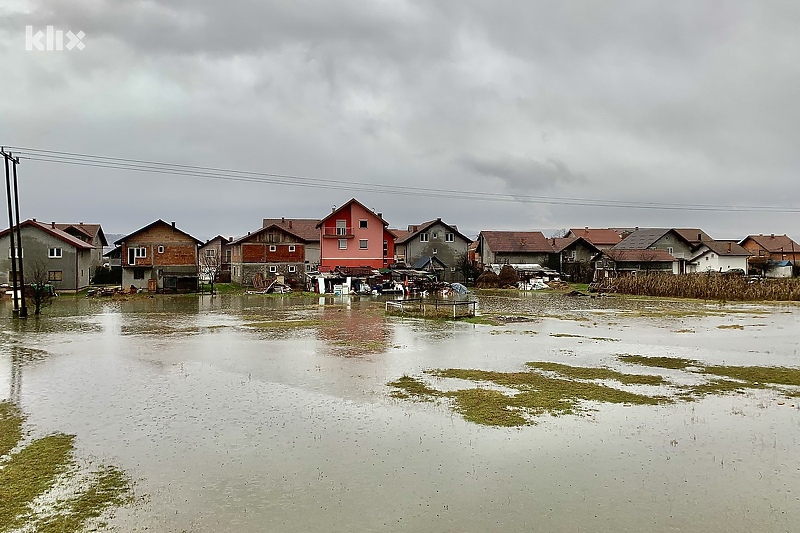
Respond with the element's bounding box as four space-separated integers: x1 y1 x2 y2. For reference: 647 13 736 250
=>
322 227 354 237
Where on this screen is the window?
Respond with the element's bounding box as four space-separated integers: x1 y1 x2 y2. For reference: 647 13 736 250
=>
451 267 456 272
383 240 388 256
158 246 165 254
445 233 454 242
336 220 347 236
128 247 146 264
338 239 347 250
667 247 674 255
288 265 296 273
420 233 429 242
359 239 368 250
269 265 277 273
225 250 231 262
133 269 145 280
204 248 214 257
432 232 438 239
8 248 22 259
306 264 312 271
289 245 296 252
432 248 438 255
269 245 276 252
48 247 62 258
48 270 62 281
359 219 368 229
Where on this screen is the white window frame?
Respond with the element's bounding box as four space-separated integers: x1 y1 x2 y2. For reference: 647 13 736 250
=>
336 220 347 236
420 233 429 242
204 248 214 257
359 219 368 229
445 233 454 242
338 239 347 250
288 245 296 252
359 239 368 250
269 265 277 273
48 247 62 258
269 245 276 252
667 247 674 255
288 265 296 273
8 248 23 259
158 246 165 254
432 248 438 255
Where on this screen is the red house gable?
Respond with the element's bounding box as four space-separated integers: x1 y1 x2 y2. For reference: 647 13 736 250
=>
316 198 393 270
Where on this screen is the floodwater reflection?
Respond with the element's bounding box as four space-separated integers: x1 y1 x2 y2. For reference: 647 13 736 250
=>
0 293 798 532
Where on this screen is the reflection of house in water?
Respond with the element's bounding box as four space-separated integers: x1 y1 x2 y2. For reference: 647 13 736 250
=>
316 303 393 356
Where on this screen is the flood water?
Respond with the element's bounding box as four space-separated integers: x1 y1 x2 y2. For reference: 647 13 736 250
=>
1 292 799 532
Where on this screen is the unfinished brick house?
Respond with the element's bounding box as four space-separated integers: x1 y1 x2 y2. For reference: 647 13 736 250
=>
115 220 202 292
229 223 312 286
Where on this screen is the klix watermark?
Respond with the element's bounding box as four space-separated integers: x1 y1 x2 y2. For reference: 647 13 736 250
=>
25 26 85 51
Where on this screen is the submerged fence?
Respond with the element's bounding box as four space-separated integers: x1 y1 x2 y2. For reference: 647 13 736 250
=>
386 298 477 318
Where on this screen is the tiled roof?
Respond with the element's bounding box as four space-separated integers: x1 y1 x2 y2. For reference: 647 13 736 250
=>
114 220 202 245
742 234 800 253
567 228 622 246
603 249 676 262
390 229 411 242
261 219 320 241
54 223 108 246
396 218 470 244
697 240 751 257
480 231 554 253
0 220 93 250
315 198 389 228
674 228 713 245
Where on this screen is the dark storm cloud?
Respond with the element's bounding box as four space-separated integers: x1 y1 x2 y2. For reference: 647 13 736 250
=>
1 0 799 239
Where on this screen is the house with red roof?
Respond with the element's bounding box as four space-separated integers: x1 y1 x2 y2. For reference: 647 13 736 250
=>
739 234 799 277
115 220 202 292
0 219 95 292
476 231 558 269
316 199 395 271
566 228 623 249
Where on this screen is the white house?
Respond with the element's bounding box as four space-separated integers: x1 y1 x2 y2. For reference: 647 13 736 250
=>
687 240 750 273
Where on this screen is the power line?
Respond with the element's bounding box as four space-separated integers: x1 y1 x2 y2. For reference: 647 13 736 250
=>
7 145 800 213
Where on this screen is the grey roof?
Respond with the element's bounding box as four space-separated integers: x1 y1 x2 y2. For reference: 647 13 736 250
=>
413 255 447 270
613 228 695 250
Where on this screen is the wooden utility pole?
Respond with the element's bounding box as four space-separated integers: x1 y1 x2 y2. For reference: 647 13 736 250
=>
3 148 20 316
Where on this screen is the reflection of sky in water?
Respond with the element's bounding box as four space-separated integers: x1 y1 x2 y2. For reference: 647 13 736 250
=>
0 294 798 532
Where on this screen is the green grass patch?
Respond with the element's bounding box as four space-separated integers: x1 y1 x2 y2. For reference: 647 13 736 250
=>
0 433 75 530
704 365 800 387
0 401 132 532
618 354 702 370
717 324 745 330
459 315 503 326
526 362 666 385
0 400 24 457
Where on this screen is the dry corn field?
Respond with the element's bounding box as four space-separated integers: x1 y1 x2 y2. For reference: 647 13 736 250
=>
608 273 800 301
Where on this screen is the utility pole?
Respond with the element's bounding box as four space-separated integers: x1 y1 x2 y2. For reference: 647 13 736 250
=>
11 155 27 317
2 148 20 316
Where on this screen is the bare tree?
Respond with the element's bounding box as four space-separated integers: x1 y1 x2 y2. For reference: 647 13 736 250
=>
455 251 479 284
550 228 569 238
28 260 56 315
200 249 222 295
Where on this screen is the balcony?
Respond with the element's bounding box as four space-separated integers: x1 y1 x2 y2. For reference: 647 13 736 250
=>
322 227 354 238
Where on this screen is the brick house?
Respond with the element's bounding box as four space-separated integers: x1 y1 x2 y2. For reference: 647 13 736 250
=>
739 234 800 264
261 218 321 271
0 219 94 292
394 218 471 282
229 223 311 285
316 199 395 271
115 220 202 292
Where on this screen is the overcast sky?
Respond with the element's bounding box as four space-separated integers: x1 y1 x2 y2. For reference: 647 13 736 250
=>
1 1 798 241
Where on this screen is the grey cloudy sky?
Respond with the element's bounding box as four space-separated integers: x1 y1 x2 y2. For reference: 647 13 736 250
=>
1 0 798 241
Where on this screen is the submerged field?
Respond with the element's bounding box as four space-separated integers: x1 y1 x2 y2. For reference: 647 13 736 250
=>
1 291 798 532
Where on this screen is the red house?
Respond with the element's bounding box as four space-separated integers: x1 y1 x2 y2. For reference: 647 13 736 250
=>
316 199 395 271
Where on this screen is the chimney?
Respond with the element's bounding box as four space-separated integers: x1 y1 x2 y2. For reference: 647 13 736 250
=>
697 233 702 241
727 242 732 253
770 233 774 238
32 218 36 222
171 221 176 228
377 213 382 219
79 221 84 225
282 217 285 223
228 237 233 242
288 220 292 229
51 221 55 228
331 205 336 213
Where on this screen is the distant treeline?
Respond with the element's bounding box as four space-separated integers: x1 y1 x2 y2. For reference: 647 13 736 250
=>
607 273 800 301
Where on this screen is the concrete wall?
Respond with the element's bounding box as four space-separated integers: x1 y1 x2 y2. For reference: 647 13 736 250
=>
403 222 469 281
0 227 90 292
